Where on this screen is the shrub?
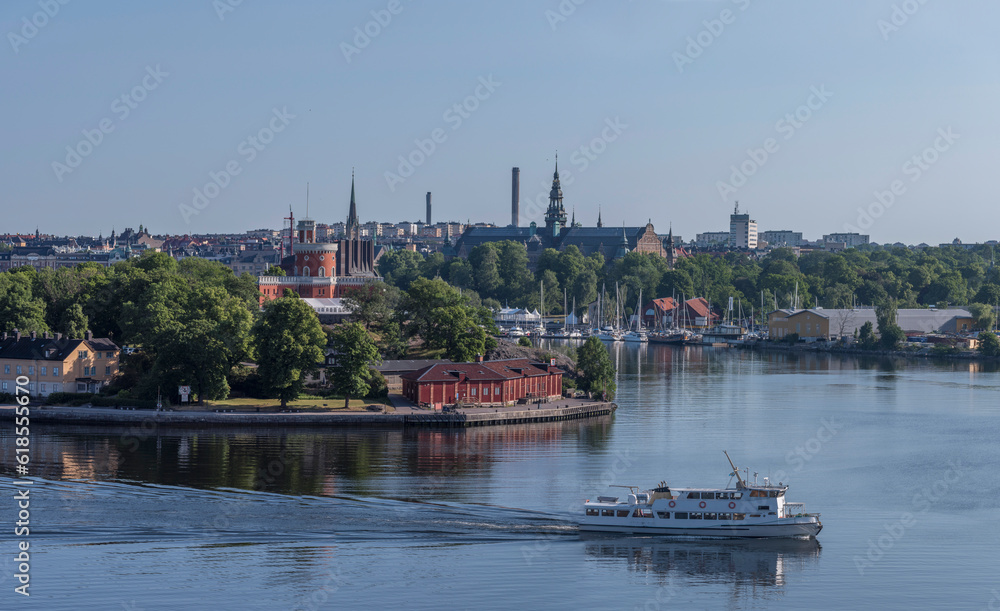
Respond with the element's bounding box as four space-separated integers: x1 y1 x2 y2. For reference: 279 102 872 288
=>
365 369 388 398
517 336 532 347
46 392 97 406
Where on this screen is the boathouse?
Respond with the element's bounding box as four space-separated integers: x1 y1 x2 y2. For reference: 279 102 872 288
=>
400 358 563 408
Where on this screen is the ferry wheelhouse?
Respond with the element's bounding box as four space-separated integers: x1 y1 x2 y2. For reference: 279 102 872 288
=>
580 452 822 539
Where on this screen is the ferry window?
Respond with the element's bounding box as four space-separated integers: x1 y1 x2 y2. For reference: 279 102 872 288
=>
689 512 703 520
769 491 780 498
750 490 762 497
633 509 653 518
674 512 688 519
715 493 726 499
656 512 670 519
586 509 599 516
758 505 770 511
616 510 630 517
719 513 732 520
733 513 745 520
601 509 614 517
704 513 717 520
733 493 742 499
687 492 699 499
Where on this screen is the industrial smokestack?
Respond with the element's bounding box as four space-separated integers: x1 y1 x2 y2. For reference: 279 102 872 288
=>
426 192 432 226
511 167 520 227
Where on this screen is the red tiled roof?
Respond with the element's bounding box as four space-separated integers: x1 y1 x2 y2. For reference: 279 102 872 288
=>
400 358 559 383
684 297 711 317
648 297 677 312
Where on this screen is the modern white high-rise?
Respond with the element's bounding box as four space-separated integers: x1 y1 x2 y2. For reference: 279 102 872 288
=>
729 203 757 249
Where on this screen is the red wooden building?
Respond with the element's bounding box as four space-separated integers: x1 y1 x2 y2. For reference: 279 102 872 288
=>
401 358 564 408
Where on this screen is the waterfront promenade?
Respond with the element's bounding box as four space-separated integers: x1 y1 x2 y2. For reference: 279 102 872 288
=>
0 397 616 429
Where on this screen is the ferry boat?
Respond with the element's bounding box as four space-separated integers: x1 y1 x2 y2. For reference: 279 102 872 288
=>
580 452 822 539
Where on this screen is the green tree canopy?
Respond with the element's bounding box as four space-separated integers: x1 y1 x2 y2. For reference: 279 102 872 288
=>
327 322 381 409
253 296 327 407
401 277 497 362
576 336 616 400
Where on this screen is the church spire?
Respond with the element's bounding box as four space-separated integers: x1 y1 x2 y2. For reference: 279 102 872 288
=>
544 153 567 235
346 169 360 239
597 206 603 228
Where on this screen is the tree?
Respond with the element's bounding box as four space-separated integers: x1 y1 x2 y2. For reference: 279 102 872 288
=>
469 243 501 300
401 278 497 362
858 321 876 349
518 336 532 347
59 303 89 338
343 282 402 331
875 299 905 350
974 283 1000 306
576 336 616 400
968 303 996 332
377 249 424 290
253 296 327 408
978 331 1000 357
123 285 253 403
265 265 286 276
327 323 381 409
0 271 48 334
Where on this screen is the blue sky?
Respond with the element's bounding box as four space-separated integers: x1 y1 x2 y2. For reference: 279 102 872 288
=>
2 0 998 244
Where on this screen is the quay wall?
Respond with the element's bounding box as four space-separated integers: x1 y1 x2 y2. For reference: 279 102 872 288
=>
1 402 616 429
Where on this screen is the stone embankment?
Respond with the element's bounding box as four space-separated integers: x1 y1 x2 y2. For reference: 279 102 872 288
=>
1 400 615 429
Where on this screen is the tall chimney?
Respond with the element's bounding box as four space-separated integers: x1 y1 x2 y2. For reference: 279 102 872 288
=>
426 192 432 226
511 167 520 227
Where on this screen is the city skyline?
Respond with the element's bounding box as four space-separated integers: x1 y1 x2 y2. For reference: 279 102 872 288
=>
3 1 998 243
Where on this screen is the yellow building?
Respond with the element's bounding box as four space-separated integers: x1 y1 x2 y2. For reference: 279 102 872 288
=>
0 330 120 397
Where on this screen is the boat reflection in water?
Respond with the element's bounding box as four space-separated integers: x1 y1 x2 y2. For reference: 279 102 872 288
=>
582 535 820 597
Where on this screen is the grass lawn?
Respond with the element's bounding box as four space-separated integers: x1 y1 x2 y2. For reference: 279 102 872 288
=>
197 396 394 413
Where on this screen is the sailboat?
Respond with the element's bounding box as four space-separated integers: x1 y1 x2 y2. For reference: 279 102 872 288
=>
596 283 623 341
622 288 648 343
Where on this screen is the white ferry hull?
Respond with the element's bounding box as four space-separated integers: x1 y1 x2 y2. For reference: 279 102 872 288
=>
579 517 822 539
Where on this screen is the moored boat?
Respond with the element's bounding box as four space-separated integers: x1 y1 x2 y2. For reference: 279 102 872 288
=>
580 452 822 539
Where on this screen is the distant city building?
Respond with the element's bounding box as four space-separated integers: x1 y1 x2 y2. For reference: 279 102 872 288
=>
453 159 680 268
760 230 803 248
729 204 758 249
822 233 869 248
0 247 131 272
694 232 731 248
